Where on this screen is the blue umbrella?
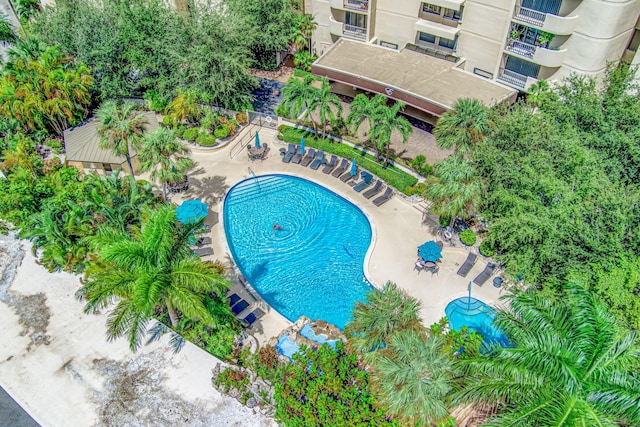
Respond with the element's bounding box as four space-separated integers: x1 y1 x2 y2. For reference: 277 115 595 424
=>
299 137 305 155
417 240 442 263
255 132 261 148
349 159 357 176
176 199 209 224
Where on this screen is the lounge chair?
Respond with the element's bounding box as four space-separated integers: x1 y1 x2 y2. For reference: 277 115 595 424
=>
228 293 241 307
372 187 393 206
353 172 373 192
240 308 266 327
282 144 296 163
340 167 359 183
456 252 477 277
291 146 305 164
231 299 250 315
309 151 326 170
322 155 338 174
362 180 383 199
331 159 349 177
300 148 316 167
195 236 212 246
473 262 496 286
194 247 214 257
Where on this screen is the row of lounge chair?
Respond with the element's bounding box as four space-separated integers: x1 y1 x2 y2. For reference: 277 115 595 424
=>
228 292 266 327
456 252 496 286
281 143 394 206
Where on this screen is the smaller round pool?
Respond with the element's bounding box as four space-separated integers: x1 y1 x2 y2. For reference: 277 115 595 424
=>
445 297 509 348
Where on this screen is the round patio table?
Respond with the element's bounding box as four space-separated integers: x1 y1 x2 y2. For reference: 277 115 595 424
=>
493 277 504 288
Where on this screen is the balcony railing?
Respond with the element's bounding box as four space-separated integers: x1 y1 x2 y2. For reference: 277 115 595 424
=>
505 39 536 59
344 24 367 40
405 43 459 63
344 0 368 11
497 68 529 89
514 6 546 27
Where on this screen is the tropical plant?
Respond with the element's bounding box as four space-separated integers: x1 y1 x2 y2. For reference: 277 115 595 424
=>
78 206 234 351
526 79 554 108
290 13 317 52
346 281 423 362
459 229 477 246
0 13 18 43
95 100 149 178
164 89 203 126
137 128 194 200
304 77 342 140
346 93 386 146
433 98 493 157
293 50 316 72
479 239 496 257
426 156 485 219
373 330 457 426
15 0 42 22
455 284 640 426
279 74 317 120
369 101 412 165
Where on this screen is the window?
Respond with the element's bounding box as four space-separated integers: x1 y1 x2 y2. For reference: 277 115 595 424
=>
443 7 462 21
438 37 457 50
422 3 441 15
345 11 367 29
380 40 398 50
418 32 436 44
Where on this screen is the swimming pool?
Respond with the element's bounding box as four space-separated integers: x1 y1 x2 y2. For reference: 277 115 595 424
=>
223 174 373 329
445 297 509 348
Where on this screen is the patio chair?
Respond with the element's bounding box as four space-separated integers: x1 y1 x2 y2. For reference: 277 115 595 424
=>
372 187 393 206
300 148 316 167
231 299 250 315
240 308 266 328
473 262 496 286
456 252 477 277
322 155 338 174
310 151 327 170
291 146 305 164
331 159 349 177
194 247 214 257
228 293 241 307
340 166 359 183
282 144 296 163
362 180 383 199
353 172 373 192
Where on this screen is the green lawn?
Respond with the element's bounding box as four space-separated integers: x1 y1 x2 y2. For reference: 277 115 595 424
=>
279 126 418 193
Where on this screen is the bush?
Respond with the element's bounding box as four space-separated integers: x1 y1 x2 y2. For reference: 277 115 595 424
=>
175 125 187 138
275 104 292 119
479 239 496 257
404 182 427 197
236 112 248 124
214 125 230 139
214 368 249 393
144 90 170 112
459 229 477 246
196 133 217 147
182 127 199 142
227 119 239 135
293 68 311 78
161 115 175 128
439 216 451 227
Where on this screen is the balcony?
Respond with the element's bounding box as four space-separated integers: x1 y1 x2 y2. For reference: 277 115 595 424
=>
406 43 459 63
329 16 344 36
505 39 567 67
330 0 368 12
344 24 368 40
497 68 537 91
418 11 460 28
513 6 578 35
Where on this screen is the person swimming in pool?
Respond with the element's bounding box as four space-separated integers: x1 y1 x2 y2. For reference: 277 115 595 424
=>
273 222 283 230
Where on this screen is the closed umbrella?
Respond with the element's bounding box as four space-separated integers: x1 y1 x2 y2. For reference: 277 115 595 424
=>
349 159 357 176
255 132 261 148
299 137 305 155
175 199 209 224
417 240 442 263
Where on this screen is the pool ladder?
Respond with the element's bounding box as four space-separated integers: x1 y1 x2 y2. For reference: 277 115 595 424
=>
248 167 261 191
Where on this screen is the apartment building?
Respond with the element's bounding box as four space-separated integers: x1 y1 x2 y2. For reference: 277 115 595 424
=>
310 0 640 117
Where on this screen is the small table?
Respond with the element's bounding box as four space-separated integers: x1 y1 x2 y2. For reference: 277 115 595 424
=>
493 277 504 288
248 145 267 160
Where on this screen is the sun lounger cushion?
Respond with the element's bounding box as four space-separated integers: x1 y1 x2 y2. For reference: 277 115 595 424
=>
194 247 214 256
340 167 359 182
353 172 373 192
373 187 393 206
322 155 338 174
362 180 383 199
473 262 496 286
456 253 477 277
231 299 249 315
310 151 326 170
332 159 349 177
300 148 316 166
241 308 266 327
228 293 241 307
282 144 296 163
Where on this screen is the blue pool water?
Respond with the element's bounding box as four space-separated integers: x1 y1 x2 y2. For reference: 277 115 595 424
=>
223 174 373 329
445 297 509 348
276 324 339 360
251 78 284 115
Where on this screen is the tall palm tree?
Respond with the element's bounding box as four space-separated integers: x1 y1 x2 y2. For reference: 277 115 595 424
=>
164 89 202 126
304 77 342 140
78 206 233 352
433 98 494 157
96 100 149 178
369 101 412 165
280 74 317 120
527 79 553 108
346 281 423 362
426 155 485 219
138 128 194 200
299 14 317 52
346 93 387 148
373 330 456 426
454 284 640 426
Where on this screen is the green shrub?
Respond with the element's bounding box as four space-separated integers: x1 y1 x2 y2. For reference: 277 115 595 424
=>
293 68 311 78
175 125 187 138
144 90 170 112
161 115 175 127
196 133 217 147
439 216 451 227
459 229 477 246
228 119 239 135
275 103 292 119
479 239 496 257
236 112 248 124
182 127 199 141
404 182 427 197
214 368 249 393
410 155 434 176
214 125 230 139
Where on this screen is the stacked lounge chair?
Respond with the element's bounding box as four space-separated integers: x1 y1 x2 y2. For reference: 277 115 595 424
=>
310 151 326 170
322 155 338 174
456 252 477 277
300 148 316 166
372 187 393 206
353 172 373 192
282 144 296 163
332 159 349 178
362 180 383 199
473 262 496 286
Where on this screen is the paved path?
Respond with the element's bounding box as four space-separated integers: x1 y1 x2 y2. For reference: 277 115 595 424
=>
0 385 40 427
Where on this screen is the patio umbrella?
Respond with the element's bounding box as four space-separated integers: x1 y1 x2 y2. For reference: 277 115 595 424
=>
299 137 305 154
349 159 357 176
417 240 442 263
175 199 209 224
254 132 261 148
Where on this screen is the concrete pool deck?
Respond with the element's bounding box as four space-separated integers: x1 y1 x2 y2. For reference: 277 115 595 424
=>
172 126 509 344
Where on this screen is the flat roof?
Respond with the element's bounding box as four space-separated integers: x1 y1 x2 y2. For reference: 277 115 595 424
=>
313 39 515 111
64 111 159 164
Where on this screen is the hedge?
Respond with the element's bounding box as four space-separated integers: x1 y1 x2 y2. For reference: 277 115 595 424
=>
196 133 217 147
183 127 199 142
279 126 418 193
214 124 230 139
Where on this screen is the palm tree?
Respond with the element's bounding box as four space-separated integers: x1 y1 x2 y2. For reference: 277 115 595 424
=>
527 79 552 108
280 74 317 120
426 156 485 219
78 206 233 352
298 14 317 52
370 101 412 165
96 100 149 178
433 98 494 157
304 77 342 140
373 330 456 426
164 89 203 126
346 93 387 148
138 128 194 200
293 50 316 72
346 281 423 361
454 284 640 426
